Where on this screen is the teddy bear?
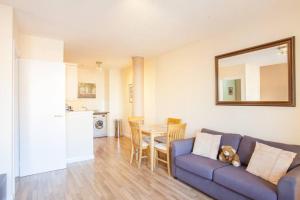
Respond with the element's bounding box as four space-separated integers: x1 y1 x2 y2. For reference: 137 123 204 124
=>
218 145 241 167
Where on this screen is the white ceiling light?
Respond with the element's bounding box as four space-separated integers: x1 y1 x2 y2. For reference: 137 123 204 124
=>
96 61 103 72
277 45 288 56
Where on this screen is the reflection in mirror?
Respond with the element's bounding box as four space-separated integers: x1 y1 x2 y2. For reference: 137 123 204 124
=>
216 38 294 106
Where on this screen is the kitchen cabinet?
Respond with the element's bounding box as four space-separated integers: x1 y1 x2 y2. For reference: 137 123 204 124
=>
66 111 94 163
65 63 78 101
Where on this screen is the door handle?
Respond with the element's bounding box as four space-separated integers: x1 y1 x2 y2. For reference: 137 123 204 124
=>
54 115 64 118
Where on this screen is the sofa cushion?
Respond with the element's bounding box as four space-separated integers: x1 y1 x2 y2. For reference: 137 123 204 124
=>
214 166 277 200
175 167 250 200
201 128 242 151
192 132 221 160
246 142 296 185
175 154 229 180
238 136 300 170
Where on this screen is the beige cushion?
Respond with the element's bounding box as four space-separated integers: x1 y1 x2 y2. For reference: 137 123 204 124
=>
154 142 167 151
142 141 149 148
143 136 151 143
246 142 296 185
142 137 150 148
192 132 221 160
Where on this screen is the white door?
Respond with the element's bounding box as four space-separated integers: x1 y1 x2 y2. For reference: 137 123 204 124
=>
19 59 66 177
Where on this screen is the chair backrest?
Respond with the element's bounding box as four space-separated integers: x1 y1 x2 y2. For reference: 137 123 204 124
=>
129 121 142 147
128 116 144 125
167 123 187 148
167 118 182 125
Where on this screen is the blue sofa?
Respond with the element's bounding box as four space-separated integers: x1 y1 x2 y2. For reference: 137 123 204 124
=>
0 174 6 200
171 129 300 200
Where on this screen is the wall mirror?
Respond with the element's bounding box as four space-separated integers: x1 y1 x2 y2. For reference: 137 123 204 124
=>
215 37 295 106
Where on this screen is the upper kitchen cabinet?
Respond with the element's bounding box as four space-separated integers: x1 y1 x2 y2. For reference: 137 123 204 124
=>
65 63 78 101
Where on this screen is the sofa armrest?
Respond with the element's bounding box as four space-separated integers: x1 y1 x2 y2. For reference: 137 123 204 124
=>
0 174 6 200
172 138 195 157
278 166 300 200
171 138 195 177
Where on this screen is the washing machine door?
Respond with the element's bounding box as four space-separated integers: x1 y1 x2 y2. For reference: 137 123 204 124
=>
95 120 104 129
94 116 107 137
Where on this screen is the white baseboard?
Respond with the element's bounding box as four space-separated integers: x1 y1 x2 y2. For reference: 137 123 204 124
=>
9 194 14 200
66 155 94 164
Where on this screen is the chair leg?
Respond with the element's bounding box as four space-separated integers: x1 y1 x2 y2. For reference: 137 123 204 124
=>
157 150 160 168
130 146 134 164
147 147 150 166
167 151 171 176
138 148 142 168
136 149 138 161
153 149 157 169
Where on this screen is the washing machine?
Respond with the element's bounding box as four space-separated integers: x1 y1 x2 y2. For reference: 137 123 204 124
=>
93 113 107 137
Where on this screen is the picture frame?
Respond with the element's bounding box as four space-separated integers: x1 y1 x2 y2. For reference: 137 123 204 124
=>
78 82 96 98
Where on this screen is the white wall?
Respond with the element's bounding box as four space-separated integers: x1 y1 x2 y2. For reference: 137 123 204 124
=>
108 69 123 136
132 57 144 116
13 6 20 180
13 45 19 179
121 60 157 137
0 4 14 199
104 69 110 111
149 7 300 144
245 64 260 101
18 34 64 62
144 59 157 125
65 63 78 101
121 66 133 137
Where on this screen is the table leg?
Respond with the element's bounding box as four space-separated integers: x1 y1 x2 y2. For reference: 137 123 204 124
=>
150 134 154 171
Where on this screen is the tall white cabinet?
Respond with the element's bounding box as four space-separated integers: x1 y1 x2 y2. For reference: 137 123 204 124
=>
19 59 66 177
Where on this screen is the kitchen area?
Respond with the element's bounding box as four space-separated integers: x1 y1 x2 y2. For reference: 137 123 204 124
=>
65 62 109 163
18 58 111 178
2 33 125 199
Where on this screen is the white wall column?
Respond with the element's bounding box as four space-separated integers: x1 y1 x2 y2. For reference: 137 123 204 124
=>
0 4 14 199
132 57 144 116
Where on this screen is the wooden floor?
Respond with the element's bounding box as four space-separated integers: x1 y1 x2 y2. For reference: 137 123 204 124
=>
16 137 211 200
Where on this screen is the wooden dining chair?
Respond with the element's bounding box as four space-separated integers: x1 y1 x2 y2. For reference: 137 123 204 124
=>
128 116 149 143
129 121 149 168
155 118 182 143
167 118 182 125
154 123 187 175
128 116 144 125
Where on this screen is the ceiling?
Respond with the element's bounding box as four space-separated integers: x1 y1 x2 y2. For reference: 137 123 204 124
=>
1 0 299 68
220 46 288 68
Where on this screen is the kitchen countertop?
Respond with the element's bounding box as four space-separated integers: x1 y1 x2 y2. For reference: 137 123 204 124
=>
66 110 109 115
66 110 93 113
93 111 109 115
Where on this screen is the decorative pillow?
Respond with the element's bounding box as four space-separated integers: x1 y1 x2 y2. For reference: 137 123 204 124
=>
192 132 221 160
246 142 296 185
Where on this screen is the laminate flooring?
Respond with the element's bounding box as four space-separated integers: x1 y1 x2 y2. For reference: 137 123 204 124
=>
16 137 212 200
